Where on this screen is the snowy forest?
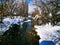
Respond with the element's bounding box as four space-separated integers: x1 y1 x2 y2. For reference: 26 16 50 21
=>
0 0 60 45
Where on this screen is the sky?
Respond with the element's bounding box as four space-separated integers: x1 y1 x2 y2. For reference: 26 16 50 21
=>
28 0 31 3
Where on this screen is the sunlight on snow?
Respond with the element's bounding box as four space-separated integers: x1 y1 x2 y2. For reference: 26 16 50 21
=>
35 23 60 43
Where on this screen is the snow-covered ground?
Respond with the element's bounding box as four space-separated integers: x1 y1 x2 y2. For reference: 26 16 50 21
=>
0 17 24 35
35 23 60 45
0 17 60 45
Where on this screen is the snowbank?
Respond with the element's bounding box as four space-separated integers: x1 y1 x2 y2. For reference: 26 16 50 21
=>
35 23 60 44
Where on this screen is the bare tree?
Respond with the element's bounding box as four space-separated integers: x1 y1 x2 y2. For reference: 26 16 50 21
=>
2 0 28 16
31 0 59 25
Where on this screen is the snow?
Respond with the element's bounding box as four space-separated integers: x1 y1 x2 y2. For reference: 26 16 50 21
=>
0 16 31 31
35 23 60 44
1 17 60 44
3 18 13 25
2 16 24 25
